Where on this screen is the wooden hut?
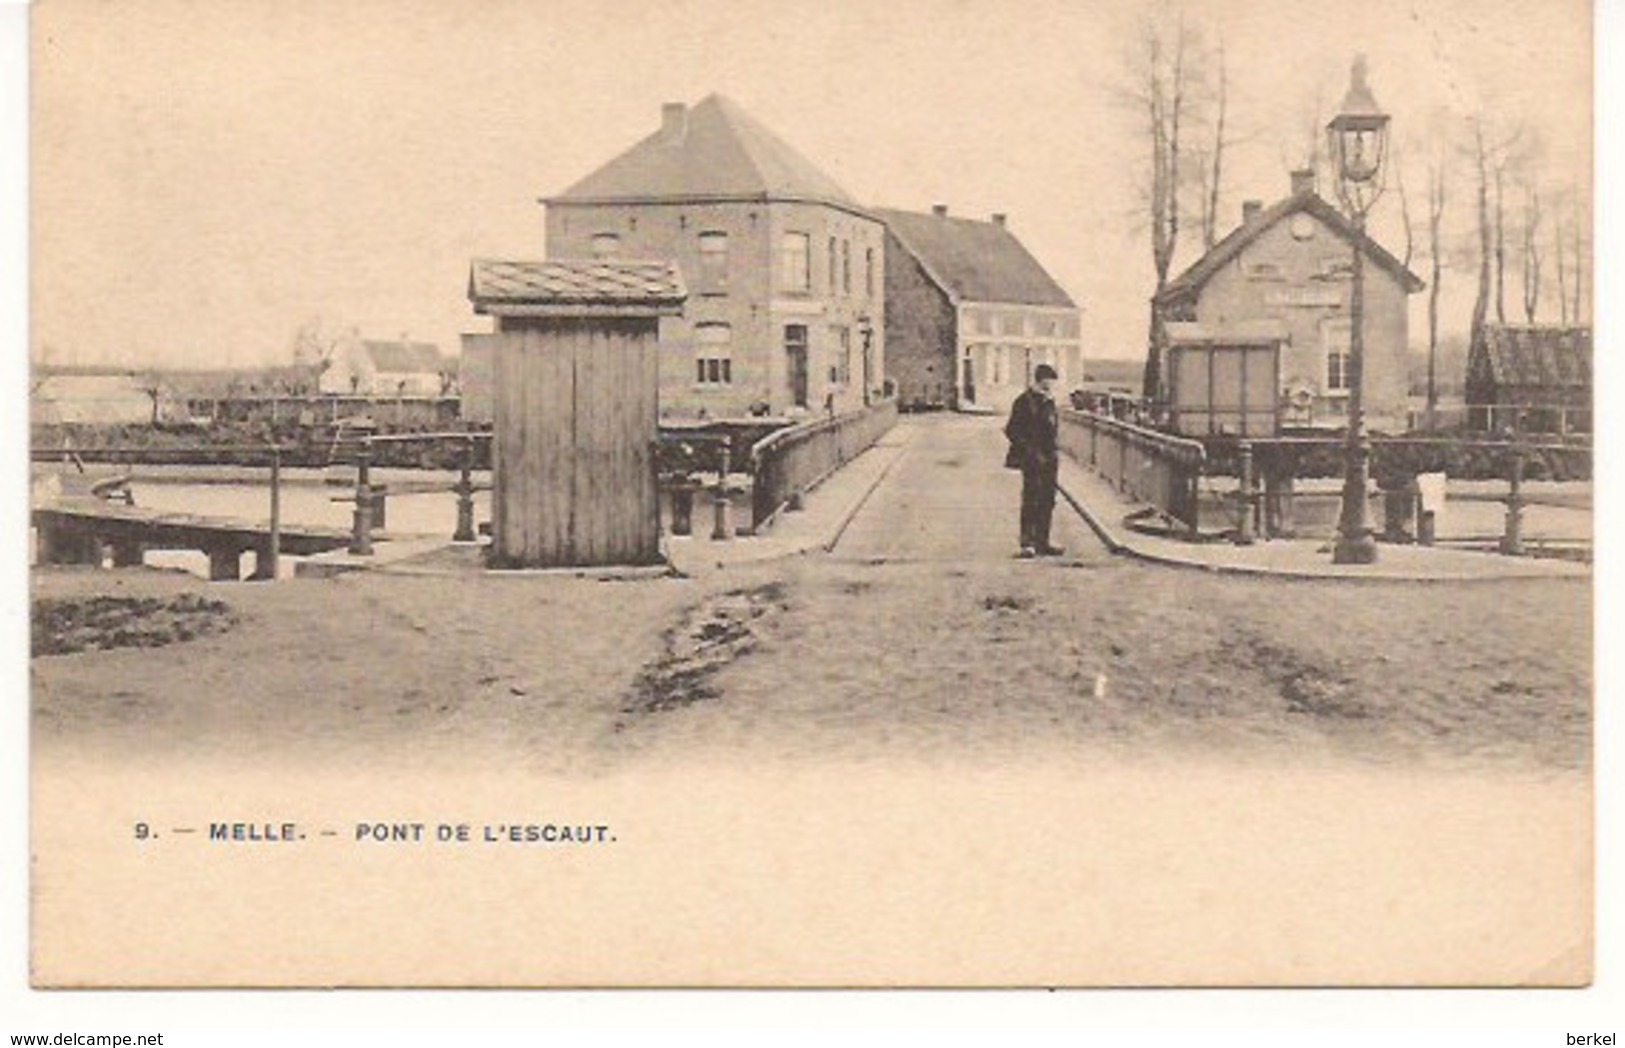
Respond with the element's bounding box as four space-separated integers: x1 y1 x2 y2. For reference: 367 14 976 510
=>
468 259 686 568
1466 324 1592 435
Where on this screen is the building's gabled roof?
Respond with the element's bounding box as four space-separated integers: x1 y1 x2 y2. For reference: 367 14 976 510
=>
1155 190 1425 305
547 94 857 210
361 340 445 374
1473 324 1592 390
874 208 1077 309
469 259 687 318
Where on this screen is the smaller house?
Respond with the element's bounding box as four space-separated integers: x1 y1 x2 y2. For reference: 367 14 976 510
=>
1153 170 1424 436
319 337 449 396
875 206 1080 413
1466 324 1591 434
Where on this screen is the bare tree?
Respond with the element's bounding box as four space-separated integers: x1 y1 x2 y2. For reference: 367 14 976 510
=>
1197 35 1228 250
1425 153 1446 427
1520 180 1541 324
1469 121 1491 349
1553 196 1569 325
1493 163 1507 325
290 315 345 393
1393 142 1415 272
1571 187 1587 324
1132 11 1196 400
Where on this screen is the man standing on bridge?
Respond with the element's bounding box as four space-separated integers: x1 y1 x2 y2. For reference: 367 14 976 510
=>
1003 363 1064 558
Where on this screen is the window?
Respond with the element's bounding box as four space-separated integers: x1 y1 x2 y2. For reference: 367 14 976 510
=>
971 310 994 335
828 236 838 294
1245 262 1285 281
780 232 810 292
865 247 875 298
698 232 729 290
695 324 733 386
830 325 851 385
841 240 851 296
1002 313 1026 336
1323 319 1351 392
590 233 620 258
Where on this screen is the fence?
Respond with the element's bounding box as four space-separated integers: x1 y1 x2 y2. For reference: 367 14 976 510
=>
749 398 899 530
1058 408 1207 536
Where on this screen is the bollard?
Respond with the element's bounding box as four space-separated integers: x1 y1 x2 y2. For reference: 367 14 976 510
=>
453 438 476 542
1233 441 1256 545
670 484 695 536
711 436 734 541
254 448 282 580
1499 445 1525 555
349 443 374 556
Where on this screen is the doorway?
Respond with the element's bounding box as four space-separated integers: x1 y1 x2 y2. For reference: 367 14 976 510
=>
785 324 809 408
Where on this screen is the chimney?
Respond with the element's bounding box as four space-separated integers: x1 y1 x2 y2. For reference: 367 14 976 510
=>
931 203 949 217
991 213 1007 228
661 102 688 141
1242 200 1262 223
1290 168 1315 196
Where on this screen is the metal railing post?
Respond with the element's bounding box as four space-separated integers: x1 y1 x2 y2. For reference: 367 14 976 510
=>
1500 443 1525 555
711 436 733 541
1234 440 1255 545
454 436 477 542
349 440 374 556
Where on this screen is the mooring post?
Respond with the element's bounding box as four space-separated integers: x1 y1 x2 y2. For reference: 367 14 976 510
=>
1234 440 1256 545
254 446 283 580
711 436 733 541
454 436 477 542
350 440 374 556
1500 442 1525 556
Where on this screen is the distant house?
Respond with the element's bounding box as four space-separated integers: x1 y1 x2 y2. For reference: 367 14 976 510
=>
319 338 449 396
541 95 885 419
1465 324 1591 434
1152 170 1424 435
875 206 1080 413
31 372 161 426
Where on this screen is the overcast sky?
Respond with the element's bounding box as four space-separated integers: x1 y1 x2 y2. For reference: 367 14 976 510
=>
31 0 1592 368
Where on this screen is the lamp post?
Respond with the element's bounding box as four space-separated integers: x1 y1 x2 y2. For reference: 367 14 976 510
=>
1326 55 1390 564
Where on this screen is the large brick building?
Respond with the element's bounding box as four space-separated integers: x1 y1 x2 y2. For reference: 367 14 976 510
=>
1152 171 1423 433
542 95 885 420
875 206 1080 414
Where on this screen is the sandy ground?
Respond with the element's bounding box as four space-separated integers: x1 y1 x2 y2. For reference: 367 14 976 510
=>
27 415 1593 986
32 416 1592 775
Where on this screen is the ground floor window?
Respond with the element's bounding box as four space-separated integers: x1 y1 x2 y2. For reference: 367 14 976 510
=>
695 324 732 386
1322 318 1351 392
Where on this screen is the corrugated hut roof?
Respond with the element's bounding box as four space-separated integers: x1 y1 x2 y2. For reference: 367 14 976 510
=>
548 94 857 209
1476 325 1592 390
469 259 687 317
874 208 1076 309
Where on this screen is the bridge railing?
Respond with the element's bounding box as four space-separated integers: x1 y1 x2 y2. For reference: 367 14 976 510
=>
1058 408 1207 536
749 398 899 531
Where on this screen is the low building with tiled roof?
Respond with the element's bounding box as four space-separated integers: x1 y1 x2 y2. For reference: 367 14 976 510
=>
874 205 1080 413
319 335 449 396
1152 170 1424 434
1465 324 1592 434
541 95 884 420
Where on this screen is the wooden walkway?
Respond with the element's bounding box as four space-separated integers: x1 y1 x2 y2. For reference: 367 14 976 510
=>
32 498 352 580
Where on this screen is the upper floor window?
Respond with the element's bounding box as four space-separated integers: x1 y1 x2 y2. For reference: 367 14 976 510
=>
695 323 733 386
698 232 729 290
828 237 838 294
1001 313 1026 337
971 310 994 335
780 232 811 292
590 233 620 259
865 247 875 298
841 240 852 296
1323 319 1351 392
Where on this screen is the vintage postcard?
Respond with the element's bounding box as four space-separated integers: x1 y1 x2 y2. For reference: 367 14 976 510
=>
25 0 1594 988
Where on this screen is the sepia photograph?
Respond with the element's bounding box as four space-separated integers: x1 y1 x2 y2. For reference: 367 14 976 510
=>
14 0 1606 1003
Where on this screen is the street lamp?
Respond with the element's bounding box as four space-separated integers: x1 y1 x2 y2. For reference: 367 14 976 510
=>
1326 55 1390 564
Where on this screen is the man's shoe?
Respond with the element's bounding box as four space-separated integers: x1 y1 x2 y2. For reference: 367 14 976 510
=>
1018 546 1037 559
1038 544 1066 557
